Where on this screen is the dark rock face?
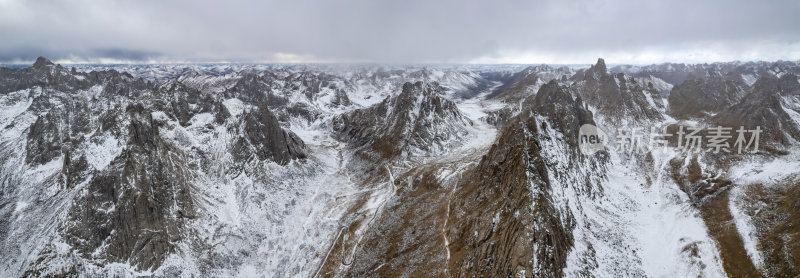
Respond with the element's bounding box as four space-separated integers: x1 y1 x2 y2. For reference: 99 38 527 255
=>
446 111 574 277
669 76 747 119
712 74 800 147
330 88 352 106
61 151 90 189
593 58 607 73
232 105 307 165
25 97 92 166
526 80 597 150
225 73 288 108
443 82 604 277
333 81 472 159
25 112 64 166
157 83 219 126
65 104 195 270
570 59 664 123
446 81 606 277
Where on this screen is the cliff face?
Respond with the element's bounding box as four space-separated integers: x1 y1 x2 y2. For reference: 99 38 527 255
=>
232 104 307 165
333 81 473 160
444 81 604 277
669 76 747 119
64 104 195 271
570 59 664 124
712 74 800 148
446 110 574 277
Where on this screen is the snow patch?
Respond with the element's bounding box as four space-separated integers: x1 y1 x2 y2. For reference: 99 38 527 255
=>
729 186 763 268
85 135 122 170
223 98 247 118
741 74 757 86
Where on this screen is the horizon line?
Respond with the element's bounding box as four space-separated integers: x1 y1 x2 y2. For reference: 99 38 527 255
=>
2 56 800 67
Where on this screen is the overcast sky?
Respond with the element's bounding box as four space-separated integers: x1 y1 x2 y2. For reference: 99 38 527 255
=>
1 0 799 64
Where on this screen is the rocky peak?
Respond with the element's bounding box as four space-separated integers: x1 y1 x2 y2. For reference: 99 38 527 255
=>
333 81 472 160
570 62 664 124
525 81 597 151
570 58 610 82
488 65 573 103
445 84 606 276
0 56 98 94
592 58 607 74
394 81 439 109
32 56 55 69
528 80 573 108
445 110 570 277
232 105 307 165
751 73 800 96
712 74 800 148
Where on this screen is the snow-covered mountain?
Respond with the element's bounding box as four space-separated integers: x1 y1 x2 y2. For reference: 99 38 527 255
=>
1 57 800 277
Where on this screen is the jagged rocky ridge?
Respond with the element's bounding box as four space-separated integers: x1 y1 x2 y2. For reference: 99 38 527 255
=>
1 58 308 276
1 57 800 277
486 59 666 129
712 74 800 147
332 81 473 160
319 80 606 277
569 59 664 124
670 76 747 119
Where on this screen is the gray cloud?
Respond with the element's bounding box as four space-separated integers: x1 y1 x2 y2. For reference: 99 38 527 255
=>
1 0 799 64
